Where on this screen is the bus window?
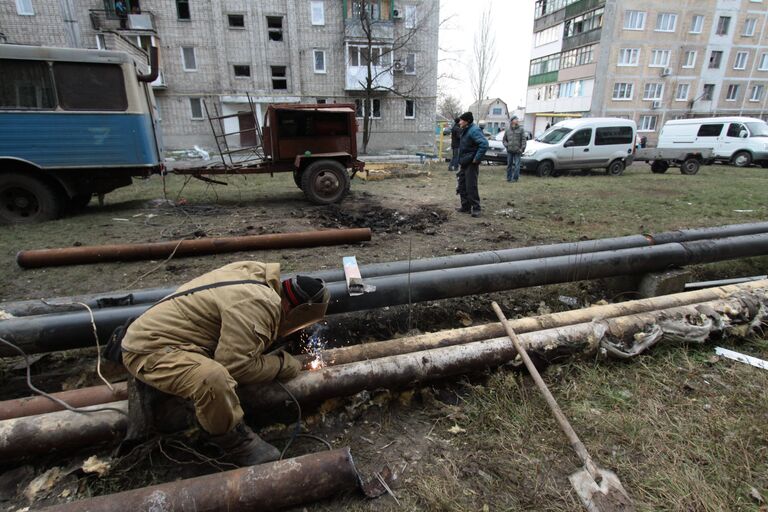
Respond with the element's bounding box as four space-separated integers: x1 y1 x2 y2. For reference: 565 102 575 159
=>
52 62 128 111
0 59 56 109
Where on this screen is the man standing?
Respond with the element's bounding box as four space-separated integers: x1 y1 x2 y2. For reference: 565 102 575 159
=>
503 116 527 182
449 117 462 171
120 261 330 466
456 111 488 218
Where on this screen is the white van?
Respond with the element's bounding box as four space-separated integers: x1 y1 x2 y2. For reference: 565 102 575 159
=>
521 118 636 177
657 116 768 167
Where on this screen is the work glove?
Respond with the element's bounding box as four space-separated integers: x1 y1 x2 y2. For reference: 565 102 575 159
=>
275 351 301 381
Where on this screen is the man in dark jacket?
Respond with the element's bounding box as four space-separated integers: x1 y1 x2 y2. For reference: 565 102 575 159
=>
502 115 527 182
449 118 462 171
456 111 488 217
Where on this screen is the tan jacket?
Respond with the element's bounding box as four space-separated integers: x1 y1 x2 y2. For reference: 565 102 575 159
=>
122 261 291 385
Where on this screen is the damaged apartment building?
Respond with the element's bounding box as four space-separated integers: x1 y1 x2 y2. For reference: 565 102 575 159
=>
0 0 439 152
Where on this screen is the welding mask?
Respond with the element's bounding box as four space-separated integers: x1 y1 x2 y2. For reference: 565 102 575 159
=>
278 276 330 337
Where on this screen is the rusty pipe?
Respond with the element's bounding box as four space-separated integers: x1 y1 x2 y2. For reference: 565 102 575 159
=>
15 228 372 269
39 447 360 512
0 382 127 421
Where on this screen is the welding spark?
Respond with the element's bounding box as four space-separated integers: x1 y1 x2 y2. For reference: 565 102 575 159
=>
304 333 328 371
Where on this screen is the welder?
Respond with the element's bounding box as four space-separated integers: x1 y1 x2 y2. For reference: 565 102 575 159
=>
120 261 330 466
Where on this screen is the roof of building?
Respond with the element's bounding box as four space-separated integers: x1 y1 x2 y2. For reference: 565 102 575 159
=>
466 98 509 117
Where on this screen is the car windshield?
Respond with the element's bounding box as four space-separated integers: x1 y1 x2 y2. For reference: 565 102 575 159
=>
538 127 573 144
746 122 768 137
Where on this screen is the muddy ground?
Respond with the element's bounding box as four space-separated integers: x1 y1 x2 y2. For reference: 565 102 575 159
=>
0 162 767 510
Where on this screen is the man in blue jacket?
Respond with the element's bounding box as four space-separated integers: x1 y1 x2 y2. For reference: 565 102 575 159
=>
456 112 488 217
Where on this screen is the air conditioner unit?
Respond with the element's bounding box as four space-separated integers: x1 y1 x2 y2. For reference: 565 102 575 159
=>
651 100 662 109
393 8 403 19
660 67 672 77
392 60 404 72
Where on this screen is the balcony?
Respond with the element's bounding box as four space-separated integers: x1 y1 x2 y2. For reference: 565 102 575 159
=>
89 9 156 32
528 71 559 86
346 65 393 91
344 19 394 42
562 28 601 51
565 0 605 18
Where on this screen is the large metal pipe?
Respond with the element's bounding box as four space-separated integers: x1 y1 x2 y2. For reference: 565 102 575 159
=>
7 280 766 419
39 447 360 512
2 234 767 356
5 221 768 317
15 228 372 269
3 291 760 462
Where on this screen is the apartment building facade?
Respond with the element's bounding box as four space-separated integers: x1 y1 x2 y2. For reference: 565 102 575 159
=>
0 0 439 152
526 0 768 143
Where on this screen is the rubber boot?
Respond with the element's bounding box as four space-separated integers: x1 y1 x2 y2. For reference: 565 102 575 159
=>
209 423 281 467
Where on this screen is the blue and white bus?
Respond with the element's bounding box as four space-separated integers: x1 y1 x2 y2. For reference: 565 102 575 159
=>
0 44 163 223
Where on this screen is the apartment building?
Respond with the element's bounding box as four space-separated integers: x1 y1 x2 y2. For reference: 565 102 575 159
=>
526 0 768 143
0 0 439 152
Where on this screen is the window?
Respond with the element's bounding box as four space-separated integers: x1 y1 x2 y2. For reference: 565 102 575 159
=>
760 54 768 70
683 50 697 68
560 45 595 68
675 83 689 100
624 10 645 30
316 98 326 104
726 84 740 101
638 115 658 132
534 25 560 46
405 99 415 119
267 16 283 41
656 13 677 32
492 107 502 115
189 98 203 119
348 45 391 67
530 53 561 75
697 123 723 136
0 59 55 109
750 85 764 102
618 48 640 66
595 126 633 145
734 51 748 70
405 5 417 29
716 16 731 36
310 1 324 25
53 62 127 111
708 51 722 69
564 7 603 38
405 53 415 74
15 0 33 15
743 18 757 36
643 83 663 100
228 14 245 28
271 66 287 89
690 15 704 34
181 47 197 71
650 49 671 67
702 84 715 101
233 65 250 77
176 0 190 20
355 98 381 119
95 34 106 49
612 82 634 100
313 49 326 73
559 80 584 97
727 123 747 137
568 128 592 146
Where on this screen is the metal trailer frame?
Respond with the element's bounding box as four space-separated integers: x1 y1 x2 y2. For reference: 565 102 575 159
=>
631 147 714 175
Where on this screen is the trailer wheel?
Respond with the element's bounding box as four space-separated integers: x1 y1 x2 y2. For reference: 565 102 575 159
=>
606 159 625 176
680 158 700 175
536 160 553 177
651 161 669 174
732 151 752 167
0 173 63 224
292 170 302 189
301 160 350 204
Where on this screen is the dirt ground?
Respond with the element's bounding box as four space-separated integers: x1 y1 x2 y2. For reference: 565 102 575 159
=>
0 161 767 511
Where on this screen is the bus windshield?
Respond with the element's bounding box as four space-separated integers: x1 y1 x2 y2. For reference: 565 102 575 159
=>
538 127 573 144
746 122 768 137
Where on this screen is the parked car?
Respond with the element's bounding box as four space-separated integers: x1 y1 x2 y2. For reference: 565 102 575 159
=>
657 116 768 167
521 118 636 177
485 131 507 164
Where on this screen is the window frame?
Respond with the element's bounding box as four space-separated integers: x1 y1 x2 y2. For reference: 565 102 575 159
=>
690 14 704 34
355 98 382 119
267 16 284 42
618 48 640 67
404 52 416 74
638 115 658 132
716 16 731 36
15 0 34 15
624 10 646 30
227 14 245 28
404 99 415 119
310 0 325 26
405 5 417 29
655 12 677 32
313 49 326 74
181 46 197 71
612 82 634 100
734 51 748 70
750 84 764 102
708 50 723 69
176 0 190 20
189 97 203 120
682 50 697 68
270 65 287 90
760 53 768 71
726 84 740 101
643 82 664 100
743 17 757 36
702 84 715 101
675 83 690 101
649 49 671 68
233 64 251 78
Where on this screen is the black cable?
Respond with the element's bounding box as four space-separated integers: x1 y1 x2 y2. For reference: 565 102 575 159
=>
276 380 302 459
0 335 128 417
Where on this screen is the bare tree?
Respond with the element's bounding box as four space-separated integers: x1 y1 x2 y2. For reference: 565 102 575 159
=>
350 0 438 153
437 93 462 121
468 6 498 108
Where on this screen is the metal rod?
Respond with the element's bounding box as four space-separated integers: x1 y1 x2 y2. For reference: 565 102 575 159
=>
38 448 360 512
2 234 767 356
16 228 372 269
5 222 768 316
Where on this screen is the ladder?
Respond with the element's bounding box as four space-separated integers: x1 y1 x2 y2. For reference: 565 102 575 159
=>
203 92 266 170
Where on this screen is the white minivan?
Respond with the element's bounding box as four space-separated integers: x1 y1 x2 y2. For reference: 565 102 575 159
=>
521 118 636 177
657 116 768 167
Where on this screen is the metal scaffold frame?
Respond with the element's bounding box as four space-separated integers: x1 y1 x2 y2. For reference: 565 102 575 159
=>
203 93 266 170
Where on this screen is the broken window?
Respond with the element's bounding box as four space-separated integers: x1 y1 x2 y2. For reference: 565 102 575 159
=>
233 65 250 77
176 0 190 20
267 16 283 41
228 14 244 28
405 99 415 118
405 53 415 74
348 0 390 21
271 66 287 90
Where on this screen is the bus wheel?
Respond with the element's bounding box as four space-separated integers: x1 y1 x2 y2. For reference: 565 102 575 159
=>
0 174 62 223
732 151 752 167
680 158 700 175
301 160 350 204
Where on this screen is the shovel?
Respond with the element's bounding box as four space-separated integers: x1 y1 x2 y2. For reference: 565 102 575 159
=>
491 302 634 512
